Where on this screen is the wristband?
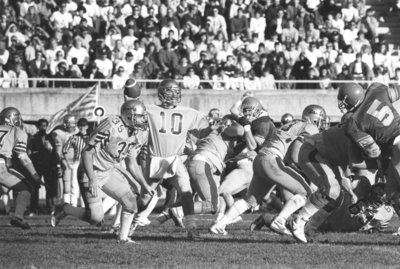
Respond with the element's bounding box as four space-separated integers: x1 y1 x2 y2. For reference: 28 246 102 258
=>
244 125 251 132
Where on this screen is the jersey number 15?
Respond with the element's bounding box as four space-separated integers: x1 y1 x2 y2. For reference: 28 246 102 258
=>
159 112 183 135
366 100 394 127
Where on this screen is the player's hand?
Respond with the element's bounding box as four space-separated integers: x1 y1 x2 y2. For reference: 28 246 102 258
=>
238 117 251 127
350 192 358 205
143 185 156 196
89 179 99 197
56 165 63 178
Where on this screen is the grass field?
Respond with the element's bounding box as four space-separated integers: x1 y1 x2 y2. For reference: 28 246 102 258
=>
1 213 400 269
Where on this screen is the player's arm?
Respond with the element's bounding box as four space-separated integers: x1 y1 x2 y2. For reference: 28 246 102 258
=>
14 130 44 187
125 148 154 196
346 118 381 159
222 121 244 137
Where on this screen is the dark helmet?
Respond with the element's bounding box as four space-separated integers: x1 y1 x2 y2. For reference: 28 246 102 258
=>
281 113 294 125
337 83 365 113
120 100 147 130
241 96 262 121
0 107 22 127
302 104 327 130
158 79 181 107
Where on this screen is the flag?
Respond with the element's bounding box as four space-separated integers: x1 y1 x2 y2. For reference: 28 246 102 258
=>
46 83 99 134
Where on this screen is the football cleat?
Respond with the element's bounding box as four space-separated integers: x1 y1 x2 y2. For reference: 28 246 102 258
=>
106 225 120 235
50 205 66 227
209 223 228 236
152 212 171 227
250 215 267 231
9 216 31 230
288 216 308 243
270 217 292 236
169 207 185 228
117 238 140 244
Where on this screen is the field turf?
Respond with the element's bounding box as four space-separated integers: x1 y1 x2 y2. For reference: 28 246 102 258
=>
0 213 400 269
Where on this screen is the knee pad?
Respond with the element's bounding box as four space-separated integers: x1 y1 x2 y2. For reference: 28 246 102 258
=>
87 202 104 225
120 191 138 214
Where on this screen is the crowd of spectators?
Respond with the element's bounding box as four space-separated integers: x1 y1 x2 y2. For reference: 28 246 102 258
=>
0 0 400 91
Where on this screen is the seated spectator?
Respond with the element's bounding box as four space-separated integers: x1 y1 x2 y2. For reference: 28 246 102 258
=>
320 15 340 40
253 53 268 78
331 12 345 35
342 45 356 66
335 65 353 83
229 32 244 52
157 41 178 75
117 51 135 77
84 63 106 87
49 2 72 30
279 67 296 90
304 42 322 67
181 4 202 36
20 0 36 18
27 50 48 87
284 42 300 66
244 71 261 91
199 67 213 90
111 40 127 66
259 67 276 90
0 63 10 88
292 52 312 80
282 20 299 44
229 72 244 90
66 36 89 69
112 65 129 90
94 48 113 78
121 28 137 51
249 9 266 42
130 40 145 66
141 30 162 52
182 67 200 89
70 57 83 79
176 56 191 77
323 42 338 65
180 32 195 54
49 50 68 76
24 5 41 27
8 63 28 88
216 41 233 64
193 51 210 74
105 24 122 50
161 29 179 49
373 66 390 85
349 52 372 80
361 45 374 71
161 19 179 41
72 6 93 28
319 66 333 90
207 6 228 40
342 1 359 23
230 8 248 37
141 52 160 79
332 53 346 77
53 59 71 84
287 0 302 21
351 31 370 53
374 43 392 76
212 67 230 90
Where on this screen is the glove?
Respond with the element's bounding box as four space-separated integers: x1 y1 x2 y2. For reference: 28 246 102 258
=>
56 164 63 178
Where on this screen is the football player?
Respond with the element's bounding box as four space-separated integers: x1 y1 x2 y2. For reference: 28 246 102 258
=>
217 97 276 222
51 100 153 243
49 114 78 207
136 79 211 240
0 107 44 229
210 105 325 235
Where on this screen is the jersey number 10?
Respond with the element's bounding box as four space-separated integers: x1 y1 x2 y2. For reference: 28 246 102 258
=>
366 100 394 127
159 112 183 135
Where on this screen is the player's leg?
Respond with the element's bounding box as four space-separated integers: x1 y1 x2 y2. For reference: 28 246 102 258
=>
188 159 220 215
211 155 273 234
289 143 342 243
101 167 139 242
70 163 80 207
0 164 31 229
152 186 178 227
218 159 253 220
62 166 72 205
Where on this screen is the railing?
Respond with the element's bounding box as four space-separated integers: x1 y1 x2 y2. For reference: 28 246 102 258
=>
0 77 395 91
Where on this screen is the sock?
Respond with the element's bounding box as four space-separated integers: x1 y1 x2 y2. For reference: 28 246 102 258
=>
193 201 213 214
63 193 71 204
102 196 117 213
184 214 197 231
277 194 307 220
297 201 320 222
136 195 158 220
218 199 250 226
14 190 30 220
64 204 86 221
70 194 79 207
112 204 122 227
222 193 235 209
119 210 135 241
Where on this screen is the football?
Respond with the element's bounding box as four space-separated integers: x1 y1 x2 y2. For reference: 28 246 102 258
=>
123 79 141 100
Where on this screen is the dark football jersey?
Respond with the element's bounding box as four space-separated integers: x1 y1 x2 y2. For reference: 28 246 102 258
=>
346 83 400 154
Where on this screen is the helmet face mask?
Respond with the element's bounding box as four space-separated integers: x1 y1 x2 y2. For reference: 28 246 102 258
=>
302 105 327 130
158 79 181 108
241 97 262 122
121 100 148 131
63 115 77 133
0 107 22 127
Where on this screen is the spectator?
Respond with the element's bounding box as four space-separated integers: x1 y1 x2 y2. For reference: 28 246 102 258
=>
361 45 374 71
70 57 83 79
8 63 28 88
230 8 249 37
244 71 261 90
237 54 252 75
193 51 209 74
53 61 71 88
212 67 230 90
352 31 370 53
199 67 213 89
292 52 312 80
49 2 73 30
342 45 356 66
284 42 300 66
373 66 390 85
161 19 179 41
24 5 41 27
157 41 179 75
229 32 244 51
323 42 338 65
176 56 191 77
349 52 372 80
111 39 127 65
130 40 145 66
279 67 296 90
304 42 322 67
207 6 228 40
66 36 89 69
181 4 203 36
305 21 320 43
319 66 333 90
94 48 113 78
287 0 302 21
0 63 10 88
259 67 276 90
342 1 359 23
84 63 105 87
182 67 200 89
160 8 180 31
249 11 265 43
253 53 268 77
112 65 129 90
374 43 391 76
27 50 48 87
282 20 299 44
343 20 359 46
141 52 160 79
361 8 379 42
49 50 68 76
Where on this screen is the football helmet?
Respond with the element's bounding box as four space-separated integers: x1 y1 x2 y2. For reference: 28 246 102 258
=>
241 97 262 122
337 83 365 113
158 79 181 108
120 100 147 130
63 114 77 133
302 104 327 130
0 107 22 127
281 113 294 125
